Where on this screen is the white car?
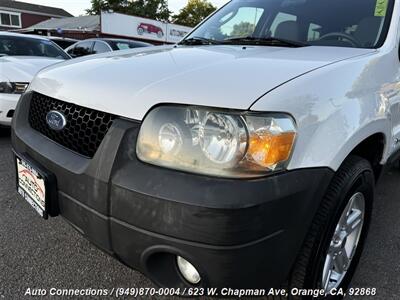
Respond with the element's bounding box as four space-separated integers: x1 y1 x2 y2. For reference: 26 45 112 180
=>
64 38 152 58
10 0 400 296
0 32 69 126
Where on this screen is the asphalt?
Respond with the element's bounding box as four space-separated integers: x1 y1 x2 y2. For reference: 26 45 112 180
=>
0 127 399 299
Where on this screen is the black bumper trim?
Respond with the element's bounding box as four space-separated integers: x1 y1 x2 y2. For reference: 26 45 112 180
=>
111 216 284 250
62 188 285 250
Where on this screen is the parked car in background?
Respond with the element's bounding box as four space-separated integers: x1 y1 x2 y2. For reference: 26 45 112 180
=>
0 32 69 126
65 38 152 58
47 36 78 49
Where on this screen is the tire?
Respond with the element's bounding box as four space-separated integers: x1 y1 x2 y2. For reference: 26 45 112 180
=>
287 155 374 299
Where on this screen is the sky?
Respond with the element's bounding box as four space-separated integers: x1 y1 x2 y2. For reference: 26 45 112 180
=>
22 0 229 16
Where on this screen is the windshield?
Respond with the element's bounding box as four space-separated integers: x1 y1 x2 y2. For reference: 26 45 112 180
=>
184 0 394 48
0 35 70 59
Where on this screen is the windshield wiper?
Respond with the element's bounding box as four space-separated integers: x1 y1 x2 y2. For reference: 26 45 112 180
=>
179 37 221 46
0 53 8 57
222 36 309 47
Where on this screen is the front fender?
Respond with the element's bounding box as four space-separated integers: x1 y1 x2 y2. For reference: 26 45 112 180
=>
250 51 394 171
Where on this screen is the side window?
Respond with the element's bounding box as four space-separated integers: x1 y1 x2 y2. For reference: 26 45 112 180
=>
73 41 93 57
308 23 322 41
0 11 21 28
0 13 11 26
218 7 264 39
10 15 20 27
93 41 111 54
270 12 297 36
115 42 131 50
66 46 75 56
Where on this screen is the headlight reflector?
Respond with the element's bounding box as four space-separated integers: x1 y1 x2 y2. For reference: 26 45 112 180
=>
200 113 247 165
158 123 183 155
137 106 296 178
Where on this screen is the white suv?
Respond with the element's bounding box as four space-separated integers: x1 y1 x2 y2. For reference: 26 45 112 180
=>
0 32 69 126
11 0 398 296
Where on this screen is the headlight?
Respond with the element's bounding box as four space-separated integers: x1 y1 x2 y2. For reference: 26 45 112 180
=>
0 82 29 94
137 106 296 178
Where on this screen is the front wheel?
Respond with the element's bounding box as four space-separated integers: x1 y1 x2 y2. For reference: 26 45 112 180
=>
288 155 374 299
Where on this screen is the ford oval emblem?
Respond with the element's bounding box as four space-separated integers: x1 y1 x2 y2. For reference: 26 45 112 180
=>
46 110 67 131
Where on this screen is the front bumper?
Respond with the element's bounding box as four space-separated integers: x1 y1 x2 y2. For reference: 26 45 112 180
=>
0 93 20 126
12 92 334 288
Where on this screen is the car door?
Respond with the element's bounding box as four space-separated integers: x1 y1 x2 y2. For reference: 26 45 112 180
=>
388 52 400 154
382 26 400 157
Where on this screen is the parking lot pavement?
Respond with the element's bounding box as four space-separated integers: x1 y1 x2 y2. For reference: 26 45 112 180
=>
0 128 399 299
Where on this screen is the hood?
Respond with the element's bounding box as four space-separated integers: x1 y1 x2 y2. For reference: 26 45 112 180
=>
30 45 375 121
0 56 64 82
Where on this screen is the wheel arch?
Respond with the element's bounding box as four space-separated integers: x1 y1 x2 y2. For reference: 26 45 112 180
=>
337 131 387 181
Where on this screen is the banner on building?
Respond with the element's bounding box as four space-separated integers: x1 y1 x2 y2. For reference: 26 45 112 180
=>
101 12 193 43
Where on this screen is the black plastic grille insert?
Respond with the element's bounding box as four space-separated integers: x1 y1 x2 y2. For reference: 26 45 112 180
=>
29 92 116 158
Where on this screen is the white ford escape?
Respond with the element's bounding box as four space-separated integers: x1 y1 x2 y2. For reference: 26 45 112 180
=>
10 0 399 297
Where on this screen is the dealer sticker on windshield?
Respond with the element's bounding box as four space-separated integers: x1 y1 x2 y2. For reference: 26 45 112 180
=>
16 156 47 218
375 0 388 17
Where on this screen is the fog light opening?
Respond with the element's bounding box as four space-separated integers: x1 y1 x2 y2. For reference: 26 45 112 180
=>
176 256 201 285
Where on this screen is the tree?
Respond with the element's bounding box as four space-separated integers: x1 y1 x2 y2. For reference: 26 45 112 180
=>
86 0 171 22
86 0 129 15
230 22 255 37
173 0 216 28
132 0 170 22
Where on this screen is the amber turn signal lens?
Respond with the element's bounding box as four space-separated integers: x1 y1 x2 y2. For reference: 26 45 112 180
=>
248 132 296 168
